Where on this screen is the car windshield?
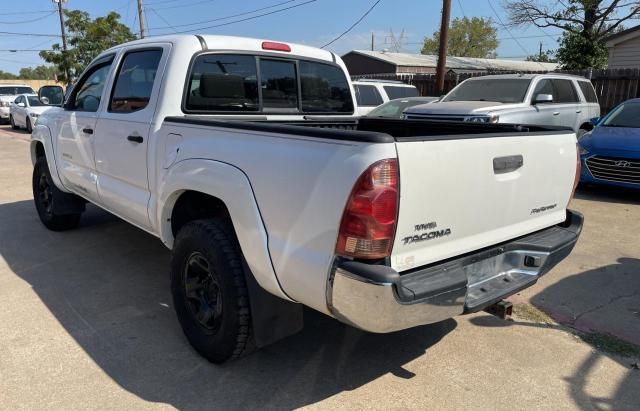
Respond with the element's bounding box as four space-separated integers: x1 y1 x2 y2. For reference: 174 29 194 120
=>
442 79 531 103
601 102 640 128
366 98 437 118
0 86 35 95
27 96 45 107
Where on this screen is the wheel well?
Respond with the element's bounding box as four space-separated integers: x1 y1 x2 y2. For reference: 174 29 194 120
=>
170 191 232 237
579 122 593 131
34 142 45 160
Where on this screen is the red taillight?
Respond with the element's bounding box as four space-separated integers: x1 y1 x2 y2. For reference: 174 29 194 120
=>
570 143 581 201
336 159 399 259
262 41 291 52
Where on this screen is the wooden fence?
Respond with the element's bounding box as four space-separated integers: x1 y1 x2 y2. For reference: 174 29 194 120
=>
352 68 640 114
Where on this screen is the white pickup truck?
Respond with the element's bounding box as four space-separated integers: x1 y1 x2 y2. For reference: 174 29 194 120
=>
31 35 583 363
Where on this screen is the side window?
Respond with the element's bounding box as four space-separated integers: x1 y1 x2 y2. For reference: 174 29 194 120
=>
383 85 419 100
260 59 298 110
552 79 579 103
355 84 383 106
532 79 554 102
109 49 163 113
185 54 259 112
71 63 112 112
15 96 23 105
578 81 598 103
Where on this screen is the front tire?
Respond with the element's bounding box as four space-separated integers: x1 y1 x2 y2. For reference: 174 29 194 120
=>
26 117 32 133
10 115 18 130
170 219 253 363
32 157 83 231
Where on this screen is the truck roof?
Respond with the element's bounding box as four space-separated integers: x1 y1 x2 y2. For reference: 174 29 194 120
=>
105 34 337 64
464 73 589 81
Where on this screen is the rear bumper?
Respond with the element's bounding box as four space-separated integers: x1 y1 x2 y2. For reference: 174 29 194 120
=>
327 210 583 333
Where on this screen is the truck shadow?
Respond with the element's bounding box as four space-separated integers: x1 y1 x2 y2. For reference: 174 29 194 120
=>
575 184 640 205
0 200 455 409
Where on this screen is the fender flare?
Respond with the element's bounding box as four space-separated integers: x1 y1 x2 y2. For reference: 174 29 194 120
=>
156 158 292 302
30 124 69 193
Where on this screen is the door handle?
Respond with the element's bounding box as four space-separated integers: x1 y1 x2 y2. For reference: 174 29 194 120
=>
127 135 144 143
552 112 560 116
576 110 582 113
493 155 524 174
82 128 94 135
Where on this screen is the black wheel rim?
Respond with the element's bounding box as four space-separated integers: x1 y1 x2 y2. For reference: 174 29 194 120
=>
183 252 223 330
37 172 53 217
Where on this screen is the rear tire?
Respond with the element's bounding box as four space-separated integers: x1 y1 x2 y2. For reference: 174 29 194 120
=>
26 117 32 133
10 115 18 130
32 157 82 231
170 219 253 364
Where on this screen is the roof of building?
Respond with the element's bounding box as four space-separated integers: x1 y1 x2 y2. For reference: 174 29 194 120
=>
605 25 640 47
343 50 559 72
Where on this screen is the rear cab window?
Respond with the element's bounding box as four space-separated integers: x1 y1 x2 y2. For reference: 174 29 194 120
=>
578 81 598 103
383 85 419 100
184 53 353 114
354 84 383 106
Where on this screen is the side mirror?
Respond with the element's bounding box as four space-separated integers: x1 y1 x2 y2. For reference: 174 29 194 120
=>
590 117 600 126
532 94 553 105
38 85 64 106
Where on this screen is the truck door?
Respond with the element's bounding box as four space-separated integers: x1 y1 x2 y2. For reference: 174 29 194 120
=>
54 55 115 202
93 46 167 229
551 79 581 131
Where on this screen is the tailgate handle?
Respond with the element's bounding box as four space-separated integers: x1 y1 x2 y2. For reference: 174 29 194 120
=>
493 155 523 174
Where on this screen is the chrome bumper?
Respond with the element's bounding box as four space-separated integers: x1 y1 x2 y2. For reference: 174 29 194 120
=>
327 210 583 333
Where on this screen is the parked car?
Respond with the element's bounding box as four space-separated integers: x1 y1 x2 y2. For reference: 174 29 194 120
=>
365 96 439 119
0 84 36 123
31 34 583 364
352 79 420 116
579 98 640 188
9 94 50 132
404 74 600 135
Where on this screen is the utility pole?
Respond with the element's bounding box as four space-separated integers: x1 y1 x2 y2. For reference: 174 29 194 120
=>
53 0 70 84
435 0 451 95
371 32 374 51
539 42 543 59
137 0 146 39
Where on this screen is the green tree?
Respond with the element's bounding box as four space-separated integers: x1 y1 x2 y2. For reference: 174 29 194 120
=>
505 0 640 69
18 65 58 80
526 49 558 63
0 70 18 80
40 10 135 84
421 17 499 58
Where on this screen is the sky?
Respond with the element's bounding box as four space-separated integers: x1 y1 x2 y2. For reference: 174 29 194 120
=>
0 0 564 74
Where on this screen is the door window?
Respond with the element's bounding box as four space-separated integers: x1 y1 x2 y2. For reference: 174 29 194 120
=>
383 85 419 100
354 84 383 106
71 63 113 112
578 81 598 103
552 80 579 103
109 49 163 113
14 96 23 105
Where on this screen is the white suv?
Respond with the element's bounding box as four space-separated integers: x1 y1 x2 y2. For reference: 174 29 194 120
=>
0 84 36 123
353 79 419 116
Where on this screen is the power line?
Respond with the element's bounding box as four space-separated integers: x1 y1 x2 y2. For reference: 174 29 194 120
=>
0 11 57 25
0 10 53 16
147 0 297 31
147 8 179 34
321 0 383 49
486 0 531 57
152 0 216 11
148 0 317 35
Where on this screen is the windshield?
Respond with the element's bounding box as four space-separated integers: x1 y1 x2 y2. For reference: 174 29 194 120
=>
367 98 436 118
442 79 531 103
602 102 640 128
0 86 35 95
27 96 45 107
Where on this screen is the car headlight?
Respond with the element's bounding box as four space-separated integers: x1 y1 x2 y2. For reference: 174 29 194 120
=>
0 101 9 107
579 146 589 155
29 112 39 118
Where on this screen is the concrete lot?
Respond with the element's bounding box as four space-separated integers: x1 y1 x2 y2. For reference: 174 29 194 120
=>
0 125 639 410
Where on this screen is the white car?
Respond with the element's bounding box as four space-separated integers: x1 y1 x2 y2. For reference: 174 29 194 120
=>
9 94 50 132
0 84 36 123
31 35 583 363
352 79 420 116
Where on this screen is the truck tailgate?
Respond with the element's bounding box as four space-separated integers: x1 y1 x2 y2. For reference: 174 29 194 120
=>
391 132 577 272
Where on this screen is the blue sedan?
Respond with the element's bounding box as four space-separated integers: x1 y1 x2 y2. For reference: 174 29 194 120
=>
579 99 640 189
